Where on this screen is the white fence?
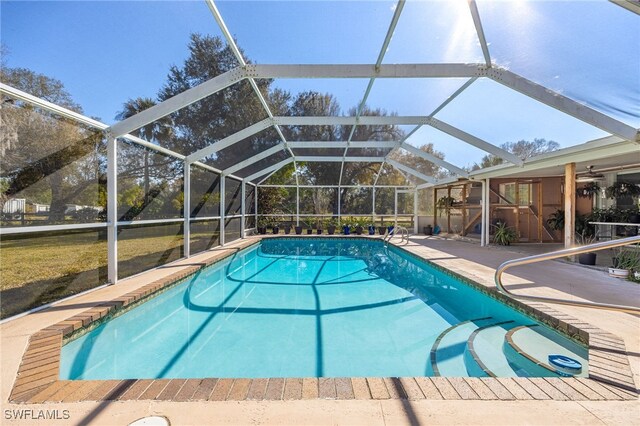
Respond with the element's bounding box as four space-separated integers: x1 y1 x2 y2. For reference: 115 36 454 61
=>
2 199 26 214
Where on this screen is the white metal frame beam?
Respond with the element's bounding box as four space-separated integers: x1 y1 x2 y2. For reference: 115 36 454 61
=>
275 116 441 126
220 174 226 245
205 0 300 190
106 134 118 283
377 77 478 181
374 125 422 187
0 83 246 180
415 135 639 189
108 68 245 137
101 63 637 158
240 180 246 238
259 185 414 188
609 0 640 15
187 118 272 162
1 82 105 129
387 159 436 184
257 167 283 186
224 144 286 175
399 142 469 177
429 77 478 118
296 156 385 162
340 0 406 186
183 161 191 257
288 141 398 149
247 63 483 79
425 117 523 165
245 158 295 182
274 116 521 165
488 68 639 142
468 0 492 66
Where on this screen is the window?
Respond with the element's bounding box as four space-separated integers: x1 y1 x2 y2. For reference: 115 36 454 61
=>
498 183 531 206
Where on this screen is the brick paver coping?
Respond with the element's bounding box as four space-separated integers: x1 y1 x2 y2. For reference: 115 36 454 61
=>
9 236 639 404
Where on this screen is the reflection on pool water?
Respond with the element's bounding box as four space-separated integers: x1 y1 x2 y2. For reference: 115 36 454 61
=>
60 238 587 379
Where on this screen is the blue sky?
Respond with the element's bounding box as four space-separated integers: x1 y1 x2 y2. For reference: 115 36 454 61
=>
2 0 638 167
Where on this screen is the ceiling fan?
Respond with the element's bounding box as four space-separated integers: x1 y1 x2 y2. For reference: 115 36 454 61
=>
575 165 605 183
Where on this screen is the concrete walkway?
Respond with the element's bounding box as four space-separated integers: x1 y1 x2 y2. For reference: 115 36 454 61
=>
1 236 638 425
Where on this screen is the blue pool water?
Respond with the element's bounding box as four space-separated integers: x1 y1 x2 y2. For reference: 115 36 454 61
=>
60 238 587 379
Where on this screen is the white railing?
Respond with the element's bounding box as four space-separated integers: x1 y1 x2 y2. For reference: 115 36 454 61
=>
494 235 640 314
384 225 410 244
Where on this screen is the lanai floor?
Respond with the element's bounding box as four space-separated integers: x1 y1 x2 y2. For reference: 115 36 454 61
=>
1 236 638 425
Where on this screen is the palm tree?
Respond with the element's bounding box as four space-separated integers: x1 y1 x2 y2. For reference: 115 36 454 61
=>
116 98 173 206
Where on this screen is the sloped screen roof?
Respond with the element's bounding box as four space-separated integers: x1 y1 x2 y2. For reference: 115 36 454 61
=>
2 0 638 186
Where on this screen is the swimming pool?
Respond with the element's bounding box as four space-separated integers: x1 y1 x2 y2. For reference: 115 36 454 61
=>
60 238 588 380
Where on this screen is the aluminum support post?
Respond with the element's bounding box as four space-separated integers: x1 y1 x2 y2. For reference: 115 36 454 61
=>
220 175 226 246
184 161 191 257
241 180 246 239
107 134 118 283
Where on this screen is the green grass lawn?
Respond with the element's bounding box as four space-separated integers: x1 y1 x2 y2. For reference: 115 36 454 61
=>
0 228 220 319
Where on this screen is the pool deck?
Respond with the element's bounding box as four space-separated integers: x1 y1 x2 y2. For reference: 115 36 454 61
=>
1 235 638 425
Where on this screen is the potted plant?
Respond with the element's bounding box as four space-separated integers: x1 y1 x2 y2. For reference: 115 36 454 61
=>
354 219 363 235
283 223 292 234
626 206 640 225
423 224 433 235
378 223 387 235
272 221 280 234
492 222 517 245
342 218 351 235
589 207 616 223
609 245 640 278
576 182 601 199
367 218 376 235
436 196 456 217
306 222 313 235
386 222 395 234
575 230 597 265
257 218 268 235
547 209 565 232
316 219 323 235
294 224 303 235
326 218 337 235
605 181 640 200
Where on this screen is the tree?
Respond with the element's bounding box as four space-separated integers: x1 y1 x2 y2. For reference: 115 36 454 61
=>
390 143 449 182
115 97 175 208
285 94 406 213
289 91 342 188
158 33 271 166
473 138 560 170
257 163 296 218
0 67 105 222
338 106 404 214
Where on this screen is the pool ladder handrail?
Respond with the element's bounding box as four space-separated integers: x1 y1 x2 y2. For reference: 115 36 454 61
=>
384 226 409 244
494 235 640 314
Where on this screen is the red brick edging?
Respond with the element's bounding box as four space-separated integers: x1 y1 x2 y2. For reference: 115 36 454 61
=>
8 236 639 404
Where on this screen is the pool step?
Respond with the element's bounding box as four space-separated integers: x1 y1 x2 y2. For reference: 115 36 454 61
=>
430 317 494 377
464 320 517 377
504 325 589 378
